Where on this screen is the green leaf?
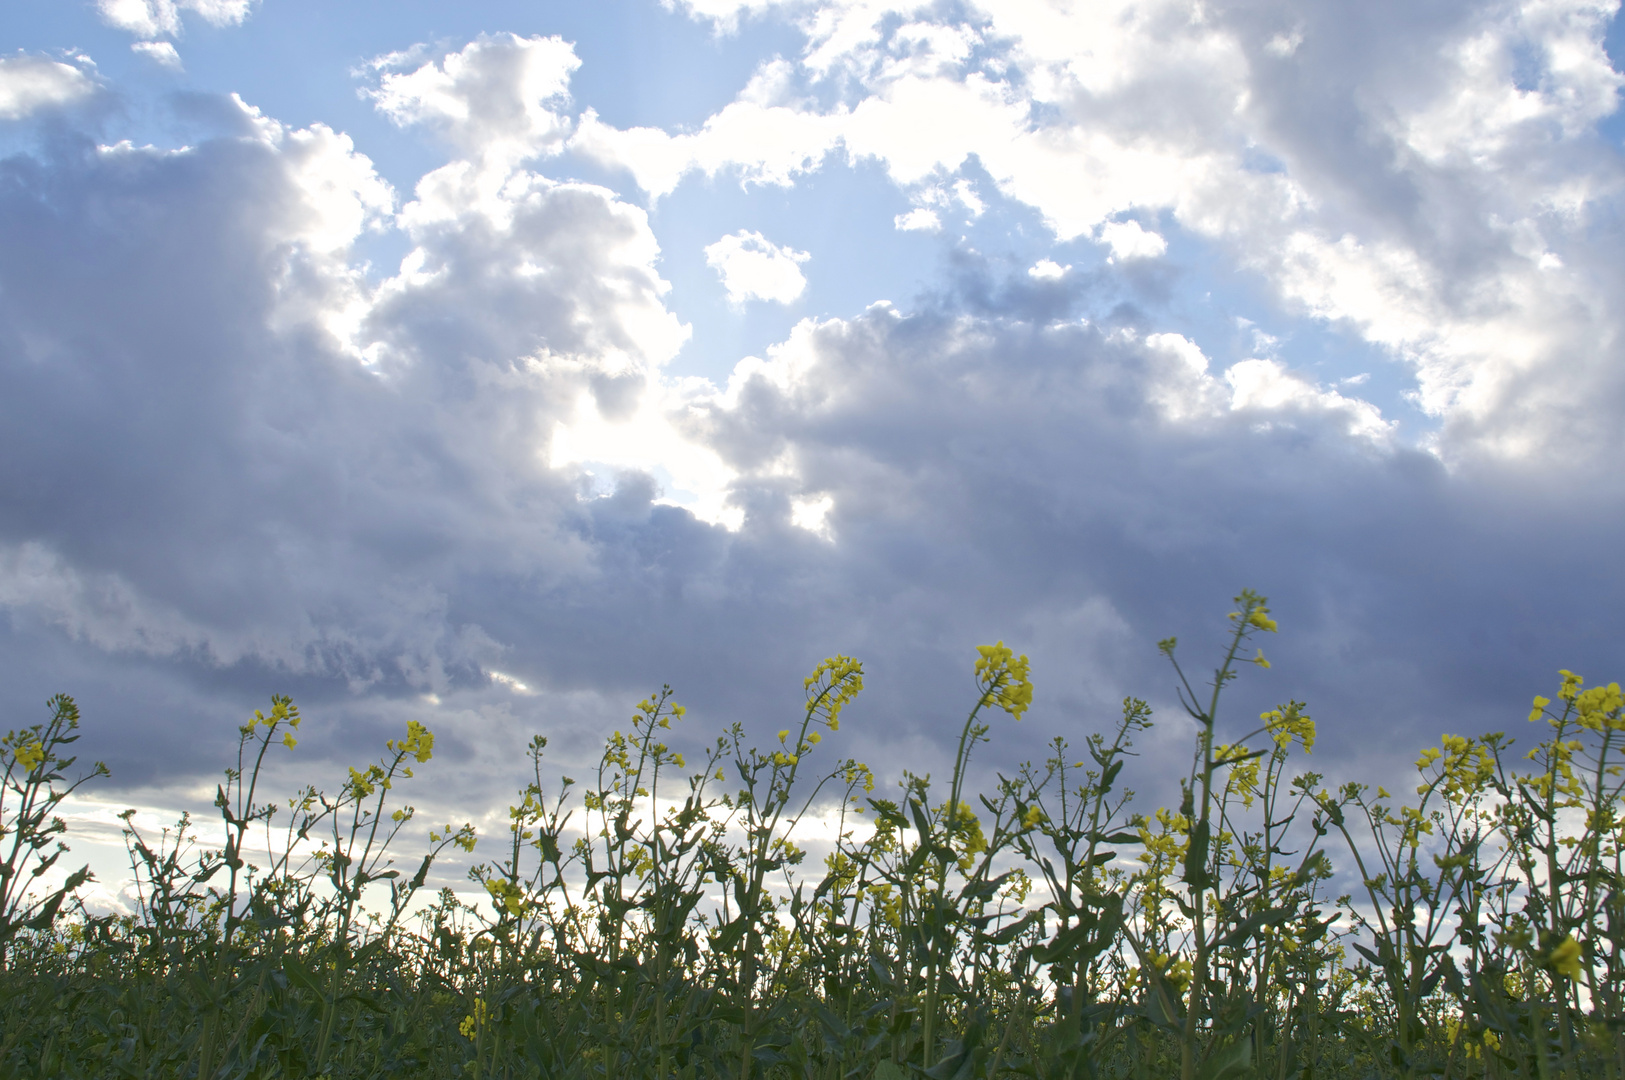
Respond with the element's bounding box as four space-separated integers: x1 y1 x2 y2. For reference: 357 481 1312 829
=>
1197 1038 1253 1080
1215 906 1293 949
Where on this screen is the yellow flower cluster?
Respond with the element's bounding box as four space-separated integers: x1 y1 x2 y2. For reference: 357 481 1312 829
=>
1415 733 1495 799
241 697 302 743
1576 680 1623 732
459 997 488 1040
483 876 528 918
1262 702 1316 753
388 719 435 764
347 763 388 799
1546 934 1584 980
974 642 1034 720
1221 744 1262 808
13 738 45 772
1144 950 1194 994
805 655 864 731
430 825 479 853
1228 592 1278 633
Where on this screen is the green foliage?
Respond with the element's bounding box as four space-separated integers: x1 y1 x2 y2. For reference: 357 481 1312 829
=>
2 594 1623 1079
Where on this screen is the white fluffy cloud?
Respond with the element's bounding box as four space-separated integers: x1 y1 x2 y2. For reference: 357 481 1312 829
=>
1098 220 1167 262
586 0 1625 463
704 229 811 304
368 35 581 163
894 207 941 231
570 61 844 198
0 54 96 119
131 40 183 70
97 0 255 38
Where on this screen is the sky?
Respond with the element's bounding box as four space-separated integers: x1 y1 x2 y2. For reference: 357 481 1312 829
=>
4 0 1625 896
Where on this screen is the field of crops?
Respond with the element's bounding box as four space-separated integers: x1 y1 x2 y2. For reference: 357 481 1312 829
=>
2 592 1620 1079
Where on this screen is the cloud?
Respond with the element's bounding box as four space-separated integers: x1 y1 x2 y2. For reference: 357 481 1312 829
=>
0 54 97 120
97 0 256 38
0 77 695 781
1098 219 1167 262
3 15 1625 859
894 207 941 231
664 0 784 33
566 0 1625 463
367 34 581 163
704 229 811 304
1225 358 1394 443
569 61 844 198
131 41 183 70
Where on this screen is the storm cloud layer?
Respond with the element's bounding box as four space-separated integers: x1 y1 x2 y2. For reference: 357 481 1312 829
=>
2 2 1623 843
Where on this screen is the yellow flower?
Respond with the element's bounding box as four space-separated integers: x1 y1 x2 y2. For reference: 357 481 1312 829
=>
1247 610 1278 632
14 740 45 772
715 768 727 781
673 753 685 768
398 719 435 762
974 642 1034 720
460 998 488 1040
1529 695 1551 723
778 729 790 743
282 733 298 750
1548 935 1583 980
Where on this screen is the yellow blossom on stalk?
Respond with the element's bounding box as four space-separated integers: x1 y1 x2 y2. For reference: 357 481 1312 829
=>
1263 702 1315 753
282 733 297 750
388 719 435 763
778 730 789 743
805 655 864 728
1547 935 1583 980
460 998 488 1040
1222 745 1261 807
484 877 527 918
807 731 821 745
1248 609 1278 632
348 766 375 798
14 739 45 772
1529 695 1551 723
1146 951 1193 993
974 642 1034 720
1558 670 1582 702
1022 805 1047 829
673 753 685 768
1576 682 1623 731
715 768 727 781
